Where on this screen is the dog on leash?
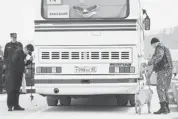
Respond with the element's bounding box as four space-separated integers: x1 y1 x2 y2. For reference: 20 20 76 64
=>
135 65 154 114
135 87 153 114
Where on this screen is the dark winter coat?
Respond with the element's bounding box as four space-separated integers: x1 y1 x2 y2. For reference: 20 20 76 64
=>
5 48 32 92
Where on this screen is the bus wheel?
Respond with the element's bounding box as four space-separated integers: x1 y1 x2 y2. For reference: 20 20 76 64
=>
116 96 128 106
129 100 135 107
47 96 58 106
59 96 71 106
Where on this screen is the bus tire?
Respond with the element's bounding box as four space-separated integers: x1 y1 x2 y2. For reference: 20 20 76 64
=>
59 96 71 106
129 94 135 107
116 96 128 106
47 96 58 106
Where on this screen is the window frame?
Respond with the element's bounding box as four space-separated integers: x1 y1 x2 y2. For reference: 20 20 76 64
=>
41 0 130 21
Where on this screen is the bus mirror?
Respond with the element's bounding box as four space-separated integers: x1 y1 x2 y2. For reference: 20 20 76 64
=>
144 15 150 30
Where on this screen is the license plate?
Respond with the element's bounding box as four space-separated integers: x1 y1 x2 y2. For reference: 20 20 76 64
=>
74 66 97 73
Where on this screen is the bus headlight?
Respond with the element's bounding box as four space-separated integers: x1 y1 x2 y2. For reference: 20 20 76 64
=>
109 66 135 73
130 67 135 73
36 67 41 73
52 67 56 73
36 67 62 73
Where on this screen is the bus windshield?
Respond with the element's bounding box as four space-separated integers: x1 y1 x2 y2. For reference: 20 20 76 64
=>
42 0 129 19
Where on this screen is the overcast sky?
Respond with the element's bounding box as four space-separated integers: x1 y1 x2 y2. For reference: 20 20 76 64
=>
0 0 178 47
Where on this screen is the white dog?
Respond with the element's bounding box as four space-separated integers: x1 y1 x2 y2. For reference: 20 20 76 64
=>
135 87 153 114
135 65 154 114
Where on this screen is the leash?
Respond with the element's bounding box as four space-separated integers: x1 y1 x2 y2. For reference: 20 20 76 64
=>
29 63 37 106
30 63 34 101
144 67 153 93
148 82 151 90
142 67 152 90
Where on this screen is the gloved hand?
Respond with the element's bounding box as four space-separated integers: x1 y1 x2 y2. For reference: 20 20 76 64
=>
29 56 33 61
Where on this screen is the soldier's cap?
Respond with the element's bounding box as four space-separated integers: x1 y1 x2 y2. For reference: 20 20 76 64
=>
10 33 17 37
151 37 160 44
26 44 34 52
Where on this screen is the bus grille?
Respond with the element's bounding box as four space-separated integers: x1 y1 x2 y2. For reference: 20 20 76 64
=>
41 52 50 59
41 51 130 60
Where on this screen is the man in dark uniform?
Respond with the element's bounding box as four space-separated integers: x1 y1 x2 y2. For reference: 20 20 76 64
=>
3 33 23 70
6 44 34 111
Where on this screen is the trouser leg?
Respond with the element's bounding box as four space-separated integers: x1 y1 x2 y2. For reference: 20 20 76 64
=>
7 90 15 108
14 72 23 107
154 70 172 114
165 73 172 102
14 90 20 107
157 85 166 102
13 89 25 110
165 72 172 113
157 71 167 102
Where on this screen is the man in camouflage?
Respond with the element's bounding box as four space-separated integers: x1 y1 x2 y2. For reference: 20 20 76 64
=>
147 37 173 114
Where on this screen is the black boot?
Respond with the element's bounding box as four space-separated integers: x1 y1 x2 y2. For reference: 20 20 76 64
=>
14 105 25 111
8 106 13 111
166 102 170 113
154 102 169 114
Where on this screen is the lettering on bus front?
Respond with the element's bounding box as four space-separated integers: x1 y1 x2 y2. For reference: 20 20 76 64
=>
47 5 70 18
50 12 68 16
74 66 97 73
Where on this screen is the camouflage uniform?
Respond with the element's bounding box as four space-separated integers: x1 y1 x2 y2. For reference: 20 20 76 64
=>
148 43 173 102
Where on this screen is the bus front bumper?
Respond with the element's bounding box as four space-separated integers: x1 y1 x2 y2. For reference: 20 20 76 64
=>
35 83 138 96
